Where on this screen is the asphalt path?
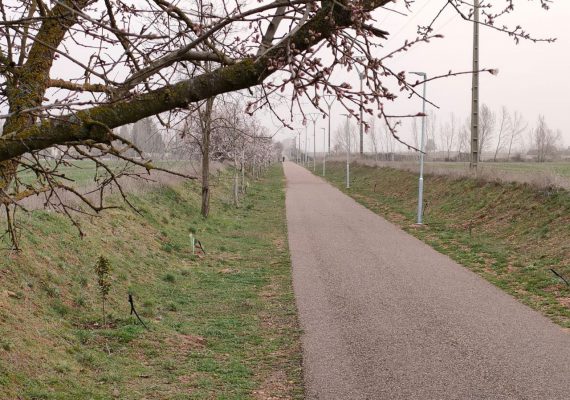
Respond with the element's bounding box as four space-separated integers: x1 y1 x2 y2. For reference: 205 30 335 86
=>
284 162 570 400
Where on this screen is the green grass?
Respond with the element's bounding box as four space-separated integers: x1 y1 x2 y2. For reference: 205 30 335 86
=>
321 162 570 328
0 165 303 399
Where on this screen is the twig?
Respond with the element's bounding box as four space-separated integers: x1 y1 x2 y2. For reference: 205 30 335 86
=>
550 269 569 286
128 294 149 330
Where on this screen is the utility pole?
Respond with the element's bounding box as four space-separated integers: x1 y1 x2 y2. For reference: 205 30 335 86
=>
470 0 480 169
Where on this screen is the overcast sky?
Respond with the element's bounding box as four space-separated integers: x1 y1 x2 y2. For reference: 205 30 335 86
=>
272 0 570 152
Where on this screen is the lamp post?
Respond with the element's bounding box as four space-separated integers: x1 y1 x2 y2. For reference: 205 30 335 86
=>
342 113 351 188
323 95 335 154
321 128 326 176
354 57 366 156
304 124 308 166
295 128 303 163
308 113 319 172
411 71 427 224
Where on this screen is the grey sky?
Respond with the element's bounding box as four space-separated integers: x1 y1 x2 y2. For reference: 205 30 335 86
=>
272 0 570 152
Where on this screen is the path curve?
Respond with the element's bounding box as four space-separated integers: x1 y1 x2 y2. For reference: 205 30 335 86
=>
284 162 570 400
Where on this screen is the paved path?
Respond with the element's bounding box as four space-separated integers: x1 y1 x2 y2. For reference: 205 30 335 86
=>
284 162 570 400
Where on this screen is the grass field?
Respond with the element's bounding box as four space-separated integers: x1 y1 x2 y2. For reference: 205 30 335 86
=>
343 159 570 190
322 162 570 328
0 165 303 399
427 161 570 177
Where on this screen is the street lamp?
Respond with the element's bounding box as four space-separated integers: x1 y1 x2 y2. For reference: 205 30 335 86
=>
304 124 308 166
341 113 351 188
308 113 319 172
354 57 366 156
321 127 326 176
323 95 335 155
295 128 303 163
411 71 427 224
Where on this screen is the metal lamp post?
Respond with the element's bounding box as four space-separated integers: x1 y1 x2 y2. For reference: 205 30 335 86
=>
342 113 351 188
308 113 319 172
354 57 366 156
323 95 335 155
411 71 427 224
321 128 326 176
304 124 308 166
295 129 303 163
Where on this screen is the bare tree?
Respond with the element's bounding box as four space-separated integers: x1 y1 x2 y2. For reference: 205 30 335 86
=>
425 110 438 156
132 118 166 156
479 104 496 160
440 113 457 161
369 118 380 161
334 119 357 155
492 107 509 161
506 111 527 160
458 117 470 158
411 118 420 152
493 106 510 161
381 120 396 160
533 115 561 162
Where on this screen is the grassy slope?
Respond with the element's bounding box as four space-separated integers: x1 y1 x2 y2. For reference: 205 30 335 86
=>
0 166 303 399
323 162 570 328
422 161 570 177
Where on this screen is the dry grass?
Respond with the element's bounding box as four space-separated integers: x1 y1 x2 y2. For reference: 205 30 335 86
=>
15 160 227 211
326 157 570 191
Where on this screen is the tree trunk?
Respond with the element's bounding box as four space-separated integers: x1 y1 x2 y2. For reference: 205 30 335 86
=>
233 155 239 207
200 97 213 218
241 156 246 194
201 151 210 217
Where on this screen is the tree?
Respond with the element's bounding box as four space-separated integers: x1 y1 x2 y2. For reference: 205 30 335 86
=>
506 111 527 160
493 106 510 162
381 120 396 160
132 118 166 156
411 118 420 151
118 124 132 143
458 118 470 157
440 113 457 161
334 119 357 154
0 0 555 245
479 104 496 160
369 118 380 161
533 115 561 162
425 110 438 155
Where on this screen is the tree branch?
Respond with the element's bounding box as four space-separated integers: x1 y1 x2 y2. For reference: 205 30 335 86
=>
1 0 392 162
48 79 111 93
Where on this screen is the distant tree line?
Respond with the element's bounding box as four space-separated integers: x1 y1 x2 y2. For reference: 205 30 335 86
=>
339 105 565 163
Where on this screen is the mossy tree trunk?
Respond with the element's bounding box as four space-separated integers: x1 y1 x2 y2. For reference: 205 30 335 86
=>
200 97 214 218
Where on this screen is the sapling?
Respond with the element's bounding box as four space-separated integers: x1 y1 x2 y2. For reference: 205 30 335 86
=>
94 256 112 326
